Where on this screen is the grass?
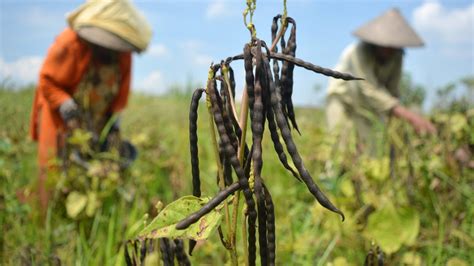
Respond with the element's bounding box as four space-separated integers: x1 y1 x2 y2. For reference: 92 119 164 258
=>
1 87 473 265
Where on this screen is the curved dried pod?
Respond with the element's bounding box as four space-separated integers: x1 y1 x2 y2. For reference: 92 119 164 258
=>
263 184 275 266
262 43 345 220
189 88 205 198
176 182 241 230
228 53 362 81
280 17 300 134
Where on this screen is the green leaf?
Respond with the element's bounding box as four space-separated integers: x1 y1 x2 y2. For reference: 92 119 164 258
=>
364 201 403 254
364 203 420 254
66 191 88 219
0 138 12 154
446 257 469 266
339 178 354 197
398 207 420 245
330 256 352 266
68 129 92 146
402 252 422 266
85 191 100 217
137 195 222 241
143 252 160 266
364 157 389 181
450 114 467 134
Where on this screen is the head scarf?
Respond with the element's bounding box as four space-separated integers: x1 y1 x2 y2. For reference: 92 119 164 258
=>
67 0 152 52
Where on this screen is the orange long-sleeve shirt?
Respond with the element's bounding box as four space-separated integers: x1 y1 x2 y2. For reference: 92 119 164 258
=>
30 28 132 167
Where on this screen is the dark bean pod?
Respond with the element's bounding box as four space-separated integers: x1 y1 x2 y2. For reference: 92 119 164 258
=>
377 247 384 266
219 76 227 106
217 115 233 188
174 239 191 266
176 182 241 230
271 17 281 79
220 64 241 139
133 240 139 264
160 238 174 266
256 183 268 266
271 15 282 93
263 47 345 220
280 26 287 53
216 78 240 151
279 18 292 120
188 242 196 256
269 19 300 179
271 15 281 52
223 152 233 186
244 43 256 119
218 226 231 249
269 52 362 81
140 239 147 264
263 184 276 266
364 249 374 266
230 53 361 81
188 88 205 256
280 18 300 134
189 88 205 198
228 65 236 100
261 43 301 182
252 40 268 266
124 242 135 266
208 75 258 265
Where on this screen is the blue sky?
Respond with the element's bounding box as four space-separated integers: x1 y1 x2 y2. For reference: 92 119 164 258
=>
1 0 473 108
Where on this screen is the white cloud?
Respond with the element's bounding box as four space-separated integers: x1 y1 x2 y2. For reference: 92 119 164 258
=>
206 0 231 19
0 56 43 85
180 40 214 67
413 1 474 44
180 40 202 51
134 70 166 94
193 54 213 67
147 44 168 58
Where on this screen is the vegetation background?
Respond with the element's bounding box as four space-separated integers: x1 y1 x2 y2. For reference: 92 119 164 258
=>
1 75 473 265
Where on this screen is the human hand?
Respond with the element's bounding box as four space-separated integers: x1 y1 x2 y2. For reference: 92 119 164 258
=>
59 98 79 121
66 118 80 131
408 113 436 135
392 105 436 135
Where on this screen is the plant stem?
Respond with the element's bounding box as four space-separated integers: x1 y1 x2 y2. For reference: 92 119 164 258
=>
231 83 249 265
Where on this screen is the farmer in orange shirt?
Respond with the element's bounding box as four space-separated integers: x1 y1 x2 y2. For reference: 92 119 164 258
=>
29 0 152 211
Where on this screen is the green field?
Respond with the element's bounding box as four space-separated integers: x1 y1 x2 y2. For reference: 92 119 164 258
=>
1 87 473 265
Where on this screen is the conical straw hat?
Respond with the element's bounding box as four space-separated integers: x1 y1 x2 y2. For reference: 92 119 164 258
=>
353 8 424 48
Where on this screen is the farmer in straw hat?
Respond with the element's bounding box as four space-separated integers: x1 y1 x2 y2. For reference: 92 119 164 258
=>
29 0 152 212
326 8 435 152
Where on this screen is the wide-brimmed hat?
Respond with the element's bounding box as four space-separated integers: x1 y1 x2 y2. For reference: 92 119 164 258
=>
353 8 424 48
77 26 138 52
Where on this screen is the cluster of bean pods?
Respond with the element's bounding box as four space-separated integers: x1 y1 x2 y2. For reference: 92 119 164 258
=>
177 15 360 265
125 239 191 266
